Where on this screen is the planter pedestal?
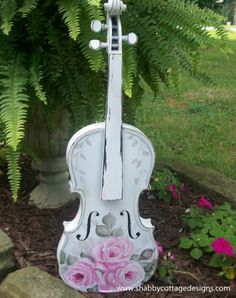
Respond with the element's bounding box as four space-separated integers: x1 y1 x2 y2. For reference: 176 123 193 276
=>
29 157 72 209
25 104 75 209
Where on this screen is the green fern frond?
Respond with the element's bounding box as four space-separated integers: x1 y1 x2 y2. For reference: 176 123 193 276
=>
58 0 81 40
0 0 17 35
85 0 104 20
123 44 137 98
87 0 101 6
0 55 29 151
78 4 105 72
5 147 21 201
30 54 47 104
18 0 39 17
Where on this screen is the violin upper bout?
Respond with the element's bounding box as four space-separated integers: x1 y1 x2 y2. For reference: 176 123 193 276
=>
66 123 105 196
123 124 155 193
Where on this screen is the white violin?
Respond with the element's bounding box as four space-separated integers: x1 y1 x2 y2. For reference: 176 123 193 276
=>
57 0 158 293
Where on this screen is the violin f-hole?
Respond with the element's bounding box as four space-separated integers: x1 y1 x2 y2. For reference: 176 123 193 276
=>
76 211 100 241
120 210 140 239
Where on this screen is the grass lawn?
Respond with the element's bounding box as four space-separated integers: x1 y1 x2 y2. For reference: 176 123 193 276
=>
136 32 236 180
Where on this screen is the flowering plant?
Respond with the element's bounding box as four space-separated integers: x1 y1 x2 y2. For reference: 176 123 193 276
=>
152 169 187 203
210 238 236 280
180 202 236 280
198 197 214 210
156 241 176 283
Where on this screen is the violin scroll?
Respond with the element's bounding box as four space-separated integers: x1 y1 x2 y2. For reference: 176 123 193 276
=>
104 0 127 15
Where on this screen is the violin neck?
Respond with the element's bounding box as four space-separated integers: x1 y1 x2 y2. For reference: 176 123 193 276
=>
102 51 123 201
106 54 123 132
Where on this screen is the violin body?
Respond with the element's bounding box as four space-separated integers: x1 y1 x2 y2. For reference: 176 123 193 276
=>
57 123 158 292
57 0 159 292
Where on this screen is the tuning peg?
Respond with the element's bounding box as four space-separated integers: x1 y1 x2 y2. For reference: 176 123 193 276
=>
122 33 138 45
89 40 108 51
91 20 107 33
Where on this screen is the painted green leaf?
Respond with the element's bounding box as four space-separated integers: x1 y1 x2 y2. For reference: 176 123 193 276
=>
179 237 193 249
96 225 111 237
140 249 154 260
111 227 124 237
87 285 99 292
141 262 154 273
80 251 90 259
209 254 224 268
60 250 66 264
67 255 78 265
190 248 203 260
102 212 116 229
130 254 139 261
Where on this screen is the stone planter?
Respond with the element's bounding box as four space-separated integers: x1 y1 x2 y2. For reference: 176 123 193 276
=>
24 103 74 209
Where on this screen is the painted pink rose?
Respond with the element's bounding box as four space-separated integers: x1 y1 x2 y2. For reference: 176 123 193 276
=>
211 238 234 256
90 237 134 270
64 258 100 288
99 261 145 292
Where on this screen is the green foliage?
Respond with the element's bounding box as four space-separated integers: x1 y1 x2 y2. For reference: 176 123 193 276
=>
18 0 39 17
180 202 236 279
29 52 47 104
58 0 81 41
0 0 228 200
0 0 17 35
5 147 21 201
158 260 175 282
0 55 29 151
151 169 180 203
190 0 223 12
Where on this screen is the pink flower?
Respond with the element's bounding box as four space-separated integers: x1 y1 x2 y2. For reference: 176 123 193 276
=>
180 184 188 193
167 251 176 261
99 261 145 292
156 241 164 254
168 184 177 192
90 237 134 270
172 191 180 200
64 258 100 289
198 197 214 210
211 238 234 256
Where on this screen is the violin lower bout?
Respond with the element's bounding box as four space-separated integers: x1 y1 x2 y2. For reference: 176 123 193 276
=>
57 123 159 293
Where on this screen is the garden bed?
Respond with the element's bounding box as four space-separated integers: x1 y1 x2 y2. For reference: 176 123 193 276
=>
0 157 235 297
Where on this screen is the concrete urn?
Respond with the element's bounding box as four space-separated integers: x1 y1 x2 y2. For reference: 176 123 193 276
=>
25 103 74 209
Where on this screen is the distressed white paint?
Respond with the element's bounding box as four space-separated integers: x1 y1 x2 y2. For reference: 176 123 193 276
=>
57 0 158 293
57 123 158 292
102 53 123 201
101 12 123 201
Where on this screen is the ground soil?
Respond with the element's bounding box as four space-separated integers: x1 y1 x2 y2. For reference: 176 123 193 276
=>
0 156 235 297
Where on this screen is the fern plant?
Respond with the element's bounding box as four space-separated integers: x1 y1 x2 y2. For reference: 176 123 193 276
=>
0 0 227 201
